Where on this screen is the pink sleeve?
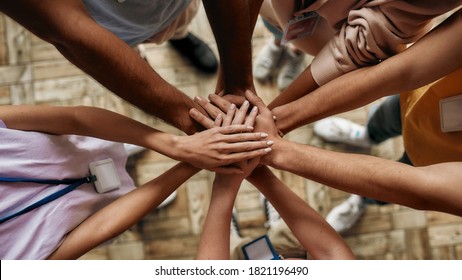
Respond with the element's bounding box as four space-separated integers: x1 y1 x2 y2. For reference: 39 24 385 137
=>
310 0 459 86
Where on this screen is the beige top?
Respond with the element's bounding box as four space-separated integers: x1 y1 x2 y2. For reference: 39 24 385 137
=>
296 0 462 85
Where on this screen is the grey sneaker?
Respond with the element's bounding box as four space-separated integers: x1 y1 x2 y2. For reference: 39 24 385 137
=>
253 40 285 82
313 117 373 148
277 49 305 91
326 194 365 234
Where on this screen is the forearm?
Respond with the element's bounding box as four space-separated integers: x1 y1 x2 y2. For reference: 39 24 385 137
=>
55 19 201 135
248 166 354 260
268 65 318 110
48 162 200 260
197 176 241 260
203 0 262 95
268 140 462 216
272 10 462 134
1 0 202 135
271 66 386 134
0 105 182 158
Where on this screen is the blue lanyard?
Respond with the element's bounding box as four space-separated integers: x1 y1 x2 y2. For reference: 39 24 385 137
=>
0 175 97 224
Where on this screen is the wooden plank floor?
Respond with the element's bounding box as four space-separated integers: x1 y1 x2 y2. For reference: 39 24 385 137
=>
1 5 462 260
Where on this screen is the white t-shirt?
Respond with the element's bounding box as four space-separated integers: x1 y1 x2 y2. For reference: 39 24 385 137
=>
82 0 192 45
0 120 135 259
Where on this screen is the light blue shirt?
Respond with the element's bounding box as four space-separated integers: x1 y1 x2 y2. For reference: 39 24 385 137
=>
82 0 192 46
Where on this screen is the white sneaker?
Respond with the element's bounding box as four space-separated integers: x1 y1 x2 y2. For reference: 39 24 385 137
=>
326 194 365 234
277 49 305 91
157 190 177 209
253 40 285 82
313 117 373 148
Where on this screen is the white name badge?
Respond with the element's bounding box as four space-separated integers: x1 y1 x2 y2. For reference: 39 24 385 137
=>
281 12 319 45
440 94 462 132
89 158 121 193
242 235 280 260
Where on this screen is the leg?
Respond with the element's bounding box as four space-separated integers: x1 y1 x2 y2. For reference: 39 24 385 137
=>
367 94 402 144
253 18 287 82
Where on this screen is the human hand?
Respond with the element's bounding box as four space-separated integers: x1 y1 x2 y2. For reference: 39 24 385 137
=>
182 98 272 173
244 91 284 166
212 104 263 184
191 90 260 129
172 124 271 174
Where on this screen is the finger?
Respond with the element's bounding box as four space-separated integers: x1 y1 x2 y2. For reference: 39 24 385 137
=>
221 147 272 163
232 100 250 125
220 140 273 153
214 113 223 127
193 96 223 119
217 132 270 143
208 94 232 113
245 90 271 116
189 108 214 129
216 124 255 134
244 106 258 127
223 104 236 126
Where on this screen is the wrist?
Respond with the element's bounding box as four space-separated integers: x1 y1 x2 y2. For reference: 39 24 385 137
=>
264 138 291 170
272 106 291 134
169 135 186 162
214 173 244 187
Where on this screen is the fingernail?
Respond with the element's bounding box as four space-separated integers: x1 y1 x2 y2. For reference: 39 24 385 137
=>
243 100 249 107
267 140 274 146
216 114 222 119
247 126 254 130
264 148 272 153
260 132 268 138
230 104 236 110
195 96 202 101
252 106 258 113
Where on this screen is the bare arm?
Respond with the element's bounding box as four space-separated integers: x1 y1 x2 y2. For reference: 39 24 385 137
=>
247 166 354 260
272 9 462 134
191 94 354 260
0 0 205 135
247 91 462 217
203 0 263 96
47 162 200 260
196 168 246 260
197 147 261 259
196 100 262 260
0 105 272 173
270 140 462 217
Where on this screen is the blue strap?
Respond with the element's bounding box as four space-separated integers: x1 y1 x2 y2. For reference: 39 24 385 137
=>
0 175 97 224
